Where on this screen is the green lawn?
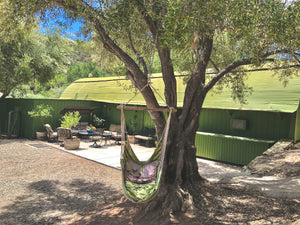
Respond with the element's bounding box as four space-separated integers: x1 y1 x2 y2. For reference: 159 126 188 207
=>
60 69 300 112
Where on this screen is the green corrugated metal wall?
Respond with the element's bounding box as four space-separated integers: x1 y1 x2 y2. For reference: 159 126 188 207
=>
1 99 296 140
0 98 104 139
195 132 275 165
0 99 155 139
1 98 298 165
199 108 295 140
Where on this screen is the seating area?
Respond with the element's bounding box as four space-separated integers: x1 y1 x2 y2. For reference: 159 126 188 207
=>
44 122 125 149
44 118 157 149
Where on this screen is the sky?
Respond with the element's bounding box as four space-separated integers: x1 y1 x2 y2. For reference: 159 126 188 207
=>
38 8 89 41
40 20 89 40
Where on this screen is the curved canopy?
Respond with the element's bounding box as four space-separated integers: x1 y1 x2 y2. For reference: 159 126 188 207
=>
60 69 300 113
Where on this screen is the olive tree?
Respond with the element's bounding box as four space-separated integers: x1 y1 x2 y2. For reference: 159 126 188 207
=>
3 0 299 218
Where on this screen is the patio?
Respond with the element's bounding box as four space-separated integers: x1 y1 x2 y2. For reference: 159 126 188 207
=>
42 138 300 199
45 138 156 169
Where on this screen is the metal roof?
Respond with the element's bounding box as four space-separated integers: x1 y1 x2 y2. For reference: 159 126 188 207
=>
60 69 300 113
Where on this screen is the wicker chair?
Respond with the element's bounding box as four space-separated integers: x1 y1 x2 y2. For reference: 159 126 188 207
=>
44 124 58 142
57 127 72 143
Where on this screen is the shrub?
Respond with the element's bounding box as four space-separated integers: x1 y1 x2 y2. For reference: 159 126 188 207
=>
60 111 81 129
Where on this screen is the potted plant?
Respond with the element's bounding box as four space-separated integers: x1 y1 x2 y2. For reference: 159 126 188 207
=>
92 114 105 128
28 104 53 140
60 111 81 150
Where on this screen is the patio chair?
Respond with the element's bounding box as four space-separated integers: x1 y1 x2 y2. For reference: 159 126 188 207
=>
57 127 72 144
44 124 58 142
89 128 104 148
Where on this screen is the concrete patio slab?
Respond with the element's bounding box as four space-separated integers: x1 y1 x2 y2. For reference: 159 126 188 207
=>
43 139 300 199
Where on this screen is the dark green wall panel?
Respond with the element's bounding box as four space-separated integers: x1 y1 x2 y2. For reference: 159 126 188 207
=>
195 132 275 165
199 108 295 140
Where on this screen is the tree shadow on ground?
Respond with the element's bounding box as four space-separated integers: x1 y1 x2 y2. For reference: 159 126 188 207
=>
0 179 129 225
192 182 300 224
1 179 299 225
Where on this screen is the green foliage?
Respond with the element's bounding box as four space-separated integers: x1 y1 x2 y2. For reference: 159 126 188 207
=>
60 111 81 129
67 61 111 83
92 114 105 128
28 104 54 131
28 104 53 119
0 21 68 100
2 0 299 114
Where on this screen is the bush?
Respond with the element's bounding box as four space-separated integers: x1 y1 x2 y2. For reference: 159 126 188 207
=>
60 111 81 129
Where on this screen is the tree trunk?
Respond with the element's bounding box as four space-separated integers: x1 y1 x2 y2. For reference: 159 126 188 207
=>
136 93 206 220
136 35 213 220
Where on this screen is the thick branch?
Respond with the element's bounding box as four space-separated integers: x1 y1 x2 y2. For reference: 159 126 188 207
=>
135 1 177 108
204 48 295 92
180 36 213 132
293 54 300 64
134 0 159 39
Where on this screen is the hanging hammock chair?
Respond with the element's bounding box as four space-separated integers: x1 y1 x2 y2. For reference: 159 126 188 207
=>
119 105 174 203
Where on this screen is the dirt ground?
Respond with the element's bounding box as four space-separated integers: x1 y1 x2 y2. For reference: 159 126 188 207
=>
0 139 299 225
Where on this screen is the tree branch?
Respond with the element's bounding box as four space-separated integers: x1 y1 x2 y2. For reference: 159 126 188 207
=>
209 59 220 73
204 58 252 92
204 48 298 92
127 28 148 76
135 0 177 108
134 0 159 40
293 54 300 64
179 36 213 133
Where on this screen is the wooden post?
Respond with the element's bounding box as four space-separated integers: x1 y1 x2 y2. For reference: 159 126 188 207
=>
116 105 177 112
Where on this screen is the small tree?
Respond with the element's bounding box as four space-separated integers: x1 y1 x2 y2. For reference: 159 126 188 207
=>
60 111 81 129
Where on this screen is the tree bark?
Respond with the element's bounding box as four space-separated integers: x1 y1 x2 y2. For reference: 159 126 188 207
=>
138 100 206 219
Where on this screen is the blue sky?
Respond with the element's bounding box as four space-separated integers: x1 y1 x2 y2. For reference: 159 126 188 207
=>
40 20 89 40
38 9 89 40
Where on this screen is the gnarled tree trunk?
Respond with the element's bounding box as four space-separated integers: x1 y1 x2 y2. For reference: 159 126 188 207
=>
138 92 207 218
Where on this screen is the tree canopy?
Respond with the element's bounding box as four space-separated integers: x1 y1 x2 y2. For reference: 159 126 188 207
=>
0 20 69 100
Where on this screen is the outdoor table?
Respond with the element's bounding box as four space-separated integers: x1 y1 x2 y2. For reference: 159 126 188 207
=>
101 133 112 145
89 135 102 148
77 130 91 139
